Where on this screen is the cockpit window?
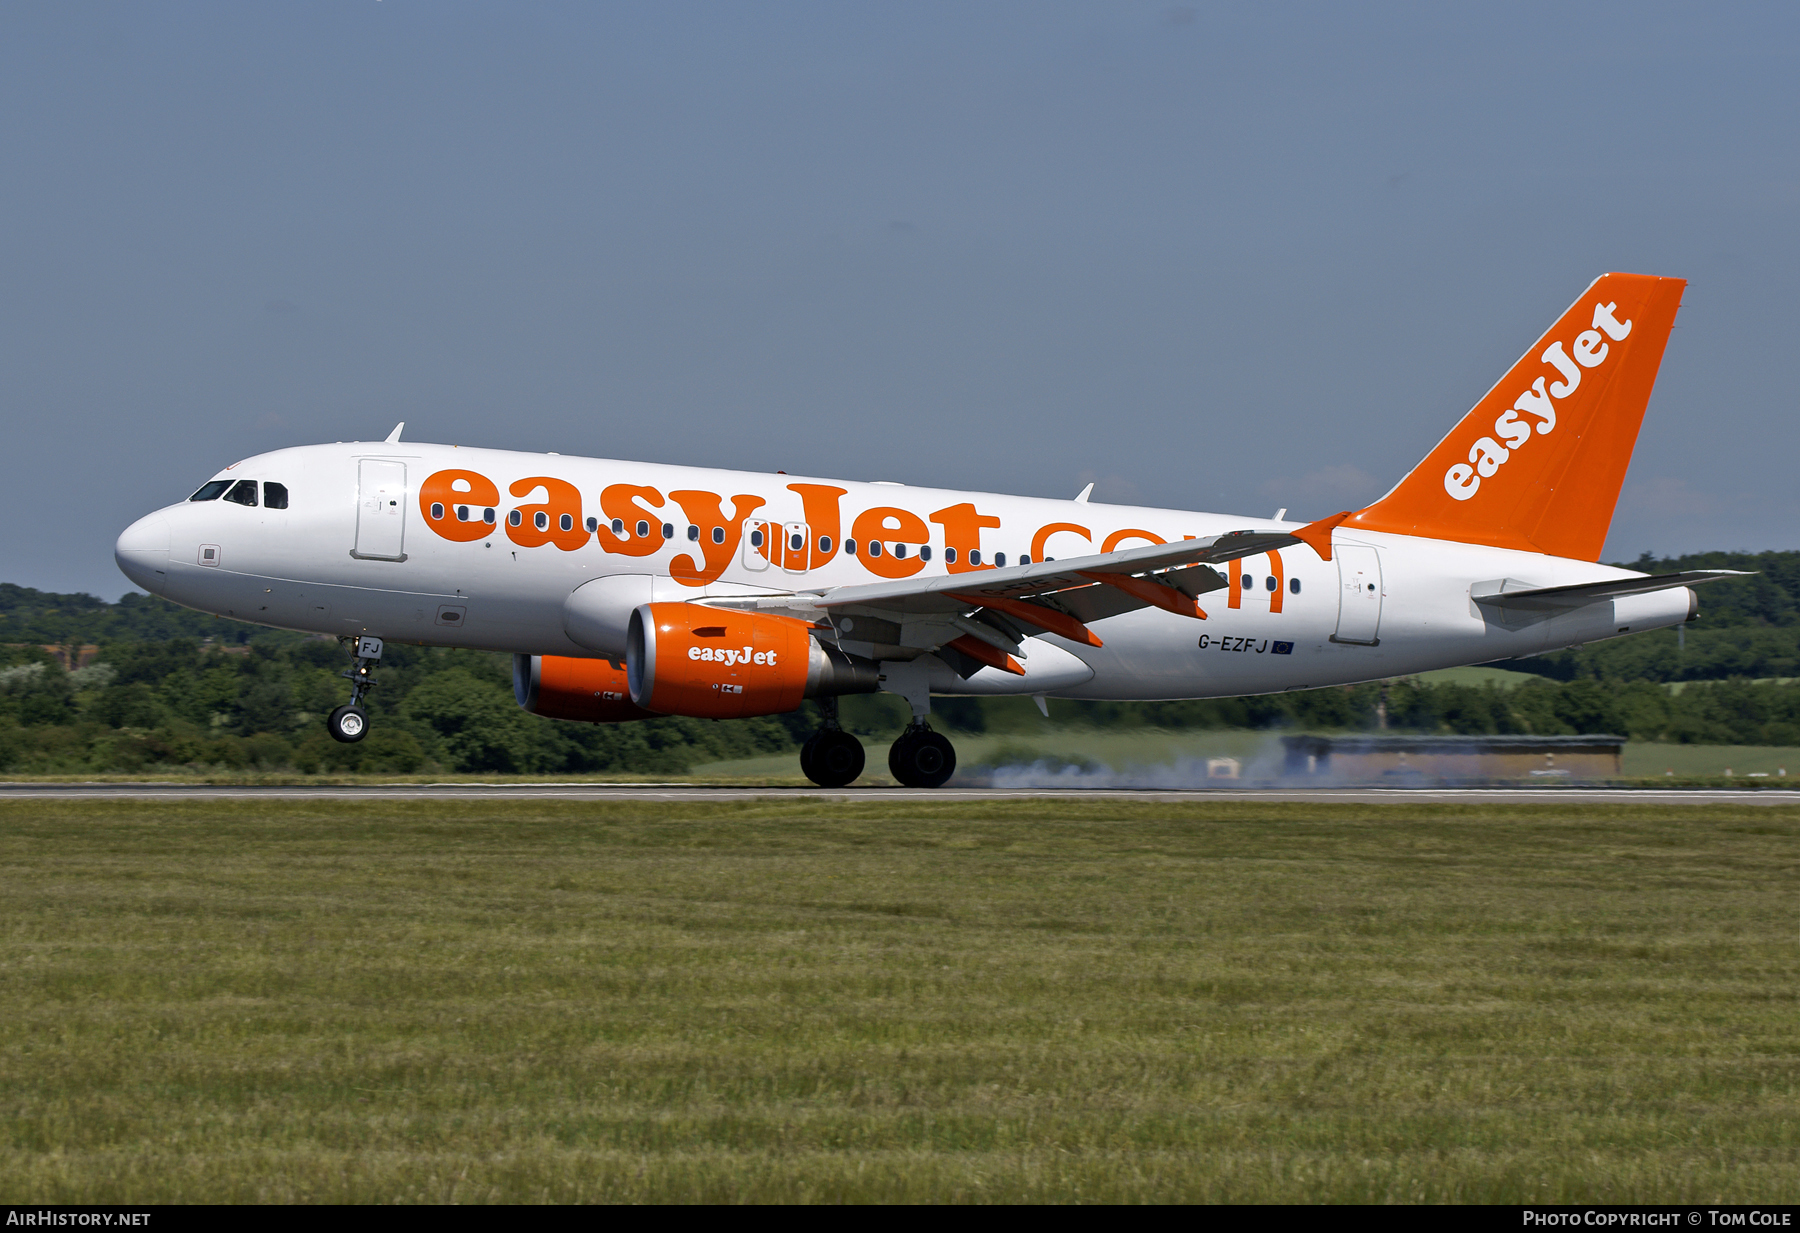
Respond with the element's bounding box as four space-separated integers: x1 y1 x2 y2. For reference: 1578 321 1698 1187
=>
263 482 288 509
223 480 259 507
189 480 231 502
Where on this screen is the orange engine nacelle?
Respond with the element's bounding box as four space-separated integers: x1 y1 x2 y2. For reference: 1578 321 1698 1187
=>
627 602 836 719
514 653 659 723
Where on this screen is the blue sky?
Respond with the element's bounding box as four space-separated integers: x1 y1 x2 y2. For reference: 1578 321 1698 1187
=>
4 2 1796 596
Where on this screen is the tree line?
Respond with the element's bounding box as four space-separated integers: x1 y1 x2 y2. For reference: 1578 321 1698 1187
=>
1 548 1796 775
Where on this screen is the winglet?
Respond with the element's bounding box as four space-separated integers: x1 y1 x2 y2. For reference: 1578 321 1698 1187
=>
1293 511 1350 562
385 422 405 443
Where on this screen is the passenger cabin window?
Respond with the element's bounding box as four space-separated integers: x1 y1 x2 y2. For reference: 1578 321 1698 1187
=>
224 480 258 507
1265 576 1277 591
944 546 956 564
750 528 764 548
1240 574 1253 590
893 543 907 559
586 517 598 532
635 520 650 538
456 505 470 521
818 535 833 554
968 549 981 566
1018 555 1029 566
1290 578 1301 594
687 525 700 541
868 540 883 558
994 553 1006 568
559 513 574 532
509 510 523 527
662 523 675 539
712 526 725 544
483 508 496 524
263 482 289 509
189 480 231 502
918 544 931 561
533 511 549 531
611 518 624 535
844 538 856 554
430 502 445 520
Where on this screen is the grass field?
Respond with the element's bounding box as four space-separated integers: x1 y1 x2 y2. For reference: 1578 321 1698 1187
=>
1 798 1796 1203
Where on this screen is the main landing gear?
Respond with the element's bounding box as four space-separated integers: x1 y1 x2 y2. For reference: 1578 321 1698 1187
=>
888 723 956 789
798 663 959 790
800 696 866 788
327 635 384 744
877 659 957 789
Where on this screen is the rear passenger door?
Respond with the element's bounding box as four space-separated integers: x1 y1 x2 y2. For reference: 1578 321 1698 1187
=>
1332 544 1382 645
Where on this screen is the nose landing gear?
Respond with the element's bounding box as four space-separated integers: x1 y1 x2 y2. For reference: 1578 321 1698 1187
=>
799 696 865 788
327 636 384 744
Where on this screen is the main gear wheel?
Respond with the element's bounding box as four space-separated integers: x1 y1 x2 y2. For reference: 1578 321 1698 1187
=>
888 725 956 789
803 728 865 788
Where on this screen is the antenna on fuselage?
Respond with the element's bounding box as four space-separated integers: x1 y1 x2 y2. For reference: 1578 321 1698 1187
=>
1074 482 1094 503
384 422 405 443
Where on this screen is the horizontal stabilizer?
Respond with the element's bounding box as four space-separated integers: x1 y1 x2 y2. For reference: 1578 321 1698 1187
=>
1471 570 1748 612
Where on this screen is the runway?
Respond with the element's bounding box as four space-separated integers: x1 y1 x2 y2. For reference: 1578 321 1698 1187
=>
2 783 1798 804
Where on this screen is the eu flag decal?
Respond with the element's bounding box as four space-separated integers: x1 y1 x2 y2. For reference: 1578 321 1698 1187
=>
1271 641 1294 655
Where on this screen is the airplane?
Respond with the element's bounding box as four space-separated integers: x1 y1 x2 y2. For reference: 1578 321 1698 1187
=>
114 272 1741 787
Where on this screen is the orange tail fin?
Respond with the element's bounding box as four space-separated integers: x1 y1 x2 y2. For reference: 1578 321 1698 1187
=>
1348 273 1685 561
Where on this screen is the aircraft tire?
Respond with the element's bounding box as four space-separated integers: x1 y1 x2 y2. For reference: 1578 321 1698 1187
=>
888 729 955 789
805 729 864 788
327 704 369 744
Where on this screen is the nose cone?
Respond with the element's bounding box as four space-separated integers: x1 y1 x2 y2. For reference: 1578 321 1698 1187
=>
115 512 170 595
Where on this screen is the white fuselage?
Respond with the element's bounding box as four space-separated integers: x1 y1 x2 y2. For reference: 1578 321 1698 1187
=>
113 441 1691 701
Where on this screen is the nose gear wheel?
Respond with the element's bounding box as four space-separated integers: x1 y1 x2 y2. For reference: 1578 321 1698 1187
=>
327 704 369 743
328 636 384 744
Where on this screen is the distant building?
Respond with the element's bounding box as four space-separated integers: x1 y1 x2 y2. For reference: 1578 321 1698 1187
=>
1281 734 1625 784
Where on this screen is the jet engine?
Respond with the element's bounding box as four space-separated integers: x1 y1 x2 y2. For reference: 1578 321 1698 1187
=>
626 602 877 719
514 653 659 722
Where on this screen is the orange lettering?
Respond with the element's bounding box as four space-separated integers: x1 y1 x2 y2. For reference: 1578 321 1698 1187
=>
596 484 665 557
418 470 499 543
1102 528 1165 553
788 483 847 570
1268 549 1285 614
851 507 928 579
1030 521 1090 562
506 477 590 551
669 491 767 585
1228 557 1242 609
930 503 1001 573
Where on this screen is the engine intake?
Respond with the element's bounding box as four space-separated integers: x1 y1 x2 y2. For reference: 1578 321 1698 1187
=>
514 653 659 723
627 602 876 719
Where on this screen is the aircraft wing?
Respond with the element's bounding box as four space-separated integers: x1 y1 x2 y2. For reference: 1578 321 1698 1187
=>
812 529 1296 614
702 528 1307 674
1471 570 1750 611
